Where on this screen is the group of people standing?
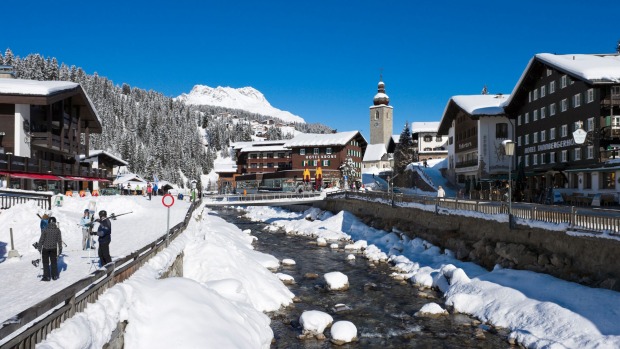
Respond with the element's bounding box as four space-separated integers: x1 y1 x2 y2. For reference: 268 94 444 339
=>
121 181 158 198
37 209 113 281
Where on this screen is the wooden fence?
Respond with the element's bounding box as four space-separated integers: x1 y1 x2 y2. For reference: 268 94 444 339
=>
0 201 201 349
328 190 620 235
0 190 52 211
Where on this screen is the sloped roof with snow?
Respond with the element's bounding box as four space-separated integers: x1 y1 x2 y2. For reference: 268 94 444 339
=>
239 145 288 153
451 94 509 116
505 53 620 107
81 150 128 166
230 140 286 150
0 78 79 95
411 122 440 134
362 144 387 162
284 131 364 147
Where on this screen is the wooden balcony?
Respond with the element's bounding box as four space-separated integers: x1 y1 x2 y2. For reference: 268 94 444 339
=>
30 132 84 155
0 153 108 179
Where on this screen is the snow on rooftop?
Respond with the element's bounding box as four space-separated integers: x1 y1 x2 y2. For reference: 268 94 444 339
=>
81 150 128 165
362 144 387 162
0 78 79 96
284 131 361 147
451 94 509 116
239 145 289 153
537 53 620 83
411 122 439 133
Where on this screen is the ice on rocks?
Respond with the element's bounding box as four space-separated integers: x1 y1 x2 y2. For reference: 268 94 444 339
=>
282 258 296 266
346 254 355 260
317 237 327 246
276 273 295 285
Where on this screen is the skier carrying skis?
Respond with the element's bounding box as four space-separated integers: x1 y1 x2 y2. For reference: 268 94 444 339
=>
91 210 112 266
37 216 63 281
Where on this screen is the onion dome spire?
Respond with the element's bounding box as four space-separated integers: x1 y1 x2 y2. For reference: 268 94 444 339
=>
373 74 390 106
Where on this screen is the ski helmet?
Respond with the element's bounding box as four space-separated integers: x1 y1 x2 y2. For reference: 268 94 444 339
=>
99 210 107 217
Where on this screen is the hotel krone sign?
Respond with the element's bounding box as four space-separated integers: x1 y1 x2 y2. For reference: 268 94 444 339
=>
304 154 338 159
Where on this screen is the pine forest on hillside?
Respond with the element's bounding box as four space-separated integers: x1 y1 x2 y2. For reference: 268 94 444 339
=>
0 49 332 188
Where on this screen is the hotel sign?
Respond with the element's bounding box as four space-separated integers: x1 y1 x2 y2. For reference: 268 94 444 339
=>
304 154 337 160
523 139 576 154
457 141 473 150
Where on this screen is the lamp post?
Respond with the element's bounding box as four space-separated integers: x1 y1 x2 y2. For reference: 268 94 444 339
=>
502 140 515 229
389 173 399 206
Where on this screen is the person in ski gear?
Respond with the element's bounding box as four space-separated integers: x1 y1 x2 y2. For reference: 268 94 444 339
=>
147 182 152 200
92 210 112 266
437 185 445 198
40 214 50 231
79 209 94 250
37 216 63 281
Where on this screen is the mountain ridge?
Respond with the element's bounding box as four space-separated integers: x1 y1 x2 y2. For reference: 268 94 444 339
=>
177 85 305 124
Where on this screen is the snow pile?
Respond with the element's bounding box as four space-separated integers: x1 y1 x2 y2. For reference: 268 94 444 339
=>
281 258 296 266
276 273 295 285
324 271 349 291
299 310 333 339
330 321 358 345
36 204 294 348
415 302 448 317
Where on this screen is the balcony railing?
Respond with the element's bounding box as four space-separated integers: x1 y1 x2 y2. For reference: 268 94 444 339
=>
455 159 479 168
0 154 108 178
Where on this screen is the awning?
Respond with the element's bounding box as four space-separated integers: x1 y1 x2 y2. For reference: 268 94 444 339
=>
0 171 62 180
62 176 110 182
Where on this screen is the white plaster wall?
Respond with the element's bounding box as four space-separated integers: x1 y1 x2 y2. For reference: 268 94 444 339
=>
14 104 31 157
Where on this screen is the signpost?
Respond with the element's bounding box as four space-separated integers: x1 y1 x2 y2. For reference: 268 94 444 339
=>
162 194 175 246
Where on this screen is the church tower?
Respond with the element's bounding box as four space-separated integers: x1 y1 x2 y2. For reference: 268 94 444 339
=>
369 76 393 145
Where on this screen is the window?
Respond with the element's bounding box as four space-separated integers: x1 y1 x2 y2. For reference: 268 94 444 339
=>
525 154 529 166
561 99 568 112
518 115 522 126
587 88 594 103
250 163 258 168
324 147 331 155
250 153 258 159
496 123 508 138
267 162 274 168
301 160 308 166
561 150 568 162
550 152 556 163
540 129 546 142
550 103 556 116
375 111 379 120
547 68 553 76
517 136 522 146
518 155 522 166
267 153 273 158
533 154 538 165
300 148 306 155
541 85 546 97
277 152 285 158
436 136 442 142
550 127 556 140
528 91 532 102
587 145 594 159
533 88 539 100
550 81 556 94
322 160 330 166
540 107 546 119
424 135 432 142
574 148 581 161
561 75 567 88
533 132 539 143
525 112 530 124
587 118 594 132
602 172 616 189
561 125 568 137
573 93 581 108
540 152 546 164
313 148 319 155
525 134 530 145
533 110 538 121
312 160 318 166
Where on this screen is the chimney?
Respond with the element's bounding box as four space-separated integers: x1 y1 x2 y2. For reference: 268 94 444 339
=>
0 65 16 79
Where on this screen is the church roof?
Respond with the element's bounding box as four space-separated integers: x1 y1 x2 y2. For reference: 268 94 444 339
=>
362 144 388 162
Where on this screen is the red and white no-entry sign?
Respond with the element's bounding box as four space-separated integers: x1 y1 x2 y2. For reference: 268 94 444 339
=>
162 194 175 207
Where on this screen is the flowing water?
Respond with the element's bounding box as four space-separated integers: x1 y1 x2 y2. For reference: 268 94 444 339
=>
215 208 511 348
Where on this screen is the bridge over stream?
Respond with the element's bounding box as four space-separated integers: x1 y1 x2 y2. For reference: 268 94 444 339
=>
202 191 326 207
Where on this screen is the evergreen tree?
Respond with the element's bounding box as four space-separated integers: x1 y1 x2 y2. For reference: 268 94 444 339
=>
393 122 414 186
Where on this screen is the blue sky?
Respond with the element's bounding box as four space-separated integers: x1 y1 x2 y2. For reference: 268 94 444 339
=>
3 1 620 140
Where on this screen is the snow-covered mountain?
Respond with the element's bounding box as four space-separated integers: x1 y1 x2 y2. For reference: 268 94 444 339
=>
177 85 305 124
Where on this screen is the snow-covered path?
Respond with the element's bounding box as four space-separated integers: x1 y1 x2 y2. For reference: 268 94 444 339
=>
0 195 191 323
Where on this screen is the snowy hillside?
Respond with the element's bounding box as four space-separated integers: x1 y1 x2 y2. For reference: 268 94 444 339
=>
177 85 305 124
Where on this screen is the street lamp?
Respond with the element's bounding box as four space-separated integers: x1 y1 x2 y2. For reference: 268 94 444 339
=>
389 173 399 206
502 140 515 229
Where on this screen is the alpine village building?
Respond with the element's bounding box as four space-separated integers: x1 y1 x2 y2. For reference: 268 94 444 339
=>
0 72 108 194
439 53 620 204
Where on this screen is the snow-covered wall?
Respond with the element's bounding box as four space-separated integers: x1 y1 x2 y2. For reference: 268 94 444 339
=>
14 104 30 157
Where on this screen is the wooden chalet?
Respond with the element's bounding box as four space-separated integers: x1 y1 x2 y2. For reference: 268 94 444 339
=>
0 77 104 193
